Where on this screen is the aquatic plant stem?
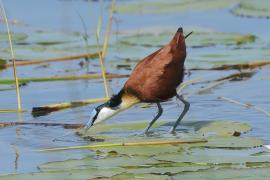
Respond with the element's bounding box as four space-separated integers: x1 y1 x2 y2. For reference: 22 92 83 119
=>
190 60 270 71
102 0 115 60
32 97 110 117
0 122 83 128
0 1 22 112
96 16 109 98
4 53 99 68
0 74 128 85
35 139 208 152
95 0 116 98
0 109 24 113
219 96 270 118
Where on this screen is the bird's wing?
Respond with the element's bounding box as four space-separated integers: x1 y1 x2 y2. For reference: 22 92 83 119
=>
124 46 174 100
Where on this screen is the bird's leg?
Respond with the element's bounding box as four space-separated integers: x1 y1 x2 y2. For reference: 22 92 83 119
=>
144 103 163 134
170 94 190 133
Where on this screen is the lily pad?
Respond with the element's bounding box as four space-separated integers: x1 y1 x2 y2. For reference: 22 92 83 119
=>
115 0 238 14
109 173 170 180
0 42 96 61
39 155 159 172
95 144 180 156
25 31 82 46
120 31 256 48
155 147 269 165
127 164 211 175
0 168 125 180
232 0 270 18
116 29 268 69
0 30 98 61
172 167 270 179
82 121 168 139
196 121 251 136
0 32 28 42
201 136 264 148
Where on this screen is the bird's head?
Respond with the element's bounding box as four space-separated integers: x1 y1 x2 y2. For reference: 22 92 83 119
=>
170 27 192 59
171 27 192 46
85 90 139 130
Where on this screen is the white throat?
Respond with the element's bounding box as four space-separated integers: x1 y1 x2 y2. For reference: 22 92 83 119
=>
92 93 140 126
94 107 119 125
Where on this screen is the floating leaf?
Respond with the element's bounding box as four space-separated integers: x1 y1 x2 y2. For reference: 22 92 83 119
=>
0 32 28 42
172 167 270 179
95 144 180 156
232 0 270 18
25 31 82 46
120 31 256 48
127 164 211 175
196 121 251 136
155 147 268 165
0 74 127 85
115 0 237 14
0 168 125 180
116 29 269 69
83 121 168 136
39 155 159 172
109 173 170 180
202 136 264 148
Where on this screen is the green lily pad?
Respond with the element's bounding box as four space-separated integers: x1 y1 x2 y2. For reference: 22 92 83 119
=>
39 155 159 172
109 173 170 180
95 144 180 156
115 0 238 14
202 136 264 148
26 31 82 46
232 0 270 18
0 32 28 42
6 120 265 179
120 31 256 48
0 42 96 61
0 30 98 61
82 121 168 138
172 167 270 179
127 164 211 175
0 168 125 180
196 121 251 136
188 47 270 69
155 147 268 165
116 29 266 69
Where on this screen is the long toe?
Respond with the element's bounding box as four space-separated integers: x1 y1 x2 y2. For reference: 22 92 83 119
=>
169 127 176 134
143 128 150 135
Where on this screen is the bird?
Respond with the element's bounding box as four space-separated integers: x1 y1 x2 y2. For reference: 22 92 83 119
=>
85 27 190 134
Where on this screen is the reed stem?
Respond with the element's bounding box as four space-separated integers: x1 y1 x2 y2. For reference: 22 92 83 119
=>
35 139 208 152
0 1 22 111
94 0 116 98
96 16 109 98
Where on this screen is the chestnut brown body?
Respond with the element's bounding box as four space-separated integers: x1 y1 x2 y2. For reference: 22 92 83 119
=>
124 28 187 102
86 28 190 133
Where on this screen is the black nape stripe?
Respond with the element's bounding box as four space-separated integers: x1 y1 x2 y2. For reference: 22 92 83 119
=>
108 89 124 108
94 89 124 113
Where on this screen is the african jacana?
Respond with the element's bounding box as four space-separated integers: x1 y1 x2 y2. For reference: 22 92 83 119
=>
85 27 190 133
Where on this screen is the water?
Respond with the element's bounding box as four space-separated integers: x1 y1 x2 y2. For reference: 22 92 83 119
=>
0 0 270 176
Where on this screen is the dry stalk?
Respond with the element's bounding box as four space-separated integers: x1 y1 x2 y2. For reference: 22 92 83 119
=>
219 96 270 118
35 138 208 152
0 1 22 111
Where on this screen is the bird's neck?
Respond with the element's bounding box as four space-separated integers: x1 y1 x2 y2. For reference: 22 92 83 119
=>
120 93 140 109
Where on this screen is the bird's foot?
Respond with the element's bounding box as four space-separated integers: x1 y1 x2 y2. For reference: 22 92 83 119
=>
141 128 157 137
169 127 177 135
143 129 151 136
